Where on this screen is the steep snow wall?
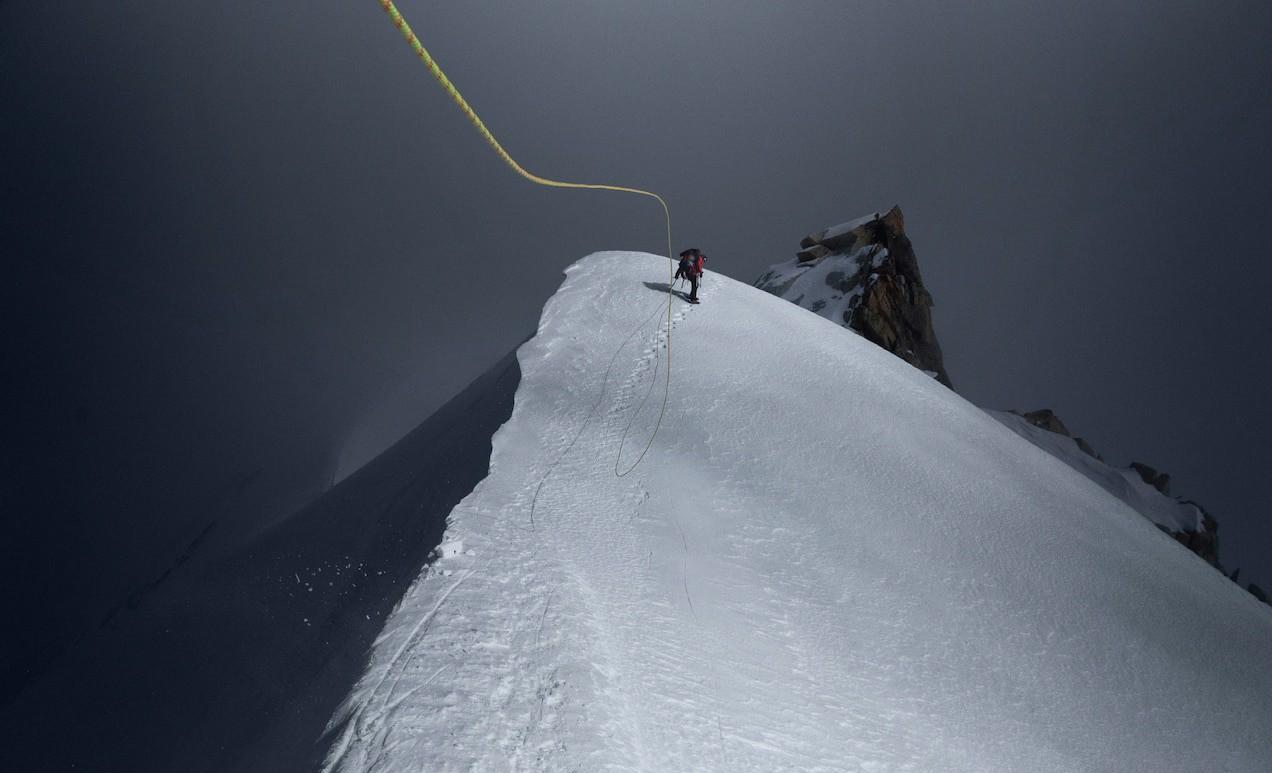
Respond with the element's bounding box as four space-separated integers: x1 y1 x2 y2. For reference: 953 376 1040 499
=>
325 253 1272 772
0 350 520 773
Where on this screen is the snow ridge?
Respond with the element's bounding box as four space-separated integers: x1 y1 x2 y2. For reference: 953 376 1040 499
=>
325 252 1272 772
991 410 1204 534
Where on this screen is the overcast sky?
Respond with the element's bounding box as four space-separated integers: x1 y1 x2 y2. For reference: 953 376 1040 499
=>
3 0 1270 698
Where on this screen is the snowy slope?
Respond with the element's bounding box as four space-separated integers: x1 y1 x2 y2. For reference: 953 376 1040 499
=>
990 410 1204 534
325 253 1272 773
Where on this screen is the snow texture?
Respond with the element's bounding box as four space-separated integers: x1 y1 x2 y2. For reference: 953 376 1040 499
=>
326 252 1272 773
990 410 1205 534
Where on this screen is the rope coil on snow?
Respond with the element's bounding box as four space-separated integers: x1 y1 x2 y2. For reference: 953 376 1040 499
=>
377 0 676 487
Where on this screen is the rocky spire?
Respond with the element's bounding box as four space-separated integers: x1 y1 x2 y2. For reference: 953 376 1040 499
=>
755 206 953 388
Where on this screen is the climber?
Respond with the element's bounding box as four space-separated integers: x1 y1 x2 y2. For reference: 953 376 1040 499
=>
674 249 695 283
676 248 707 304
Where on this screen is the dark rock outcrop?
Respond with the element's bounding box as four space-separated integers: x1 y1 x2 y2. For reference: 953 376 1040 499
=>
1014 409 1102 459
1130 462 1172 496
1169 502 1220 566
1018 408 1072 436
755 206 953 389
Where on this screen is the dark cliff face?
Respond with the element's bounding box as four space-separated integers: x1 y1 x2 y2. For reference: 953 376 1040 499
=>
755 206 953 389
853 208 952 389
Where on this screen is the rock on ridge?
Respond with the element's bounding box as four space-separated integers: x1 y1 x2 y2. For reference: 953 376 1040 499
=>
754 206 953 389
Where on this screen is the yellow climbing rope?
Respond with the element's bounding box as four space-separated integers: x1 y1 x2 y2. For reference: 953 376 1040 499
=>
378 0 674 477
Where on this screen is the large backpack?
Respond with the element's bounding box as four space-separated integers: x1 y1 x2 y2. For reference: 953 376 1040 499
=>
677 248 698 277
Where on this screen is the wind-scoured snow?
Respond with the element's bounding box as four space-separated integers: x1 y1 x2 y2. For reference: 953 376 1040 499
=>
325 252 1272 772
990 410 1205 534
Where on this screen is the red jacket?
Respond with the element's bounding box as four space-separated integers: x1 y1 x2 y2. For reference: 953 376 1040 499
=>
690 254 706 277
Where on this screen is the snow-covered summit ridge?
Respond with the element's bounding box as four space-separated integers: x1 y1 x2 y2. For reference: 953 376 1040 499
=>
326 251 1272 772
757 211 1234 577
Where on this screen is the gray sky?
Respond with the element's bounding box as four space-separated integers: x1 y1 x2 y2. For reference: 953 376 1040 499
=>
3 0 1271 697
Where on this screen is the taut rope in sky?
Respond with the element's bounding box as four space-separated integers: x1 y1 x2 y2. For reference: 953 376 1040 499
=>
376 0 676 479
